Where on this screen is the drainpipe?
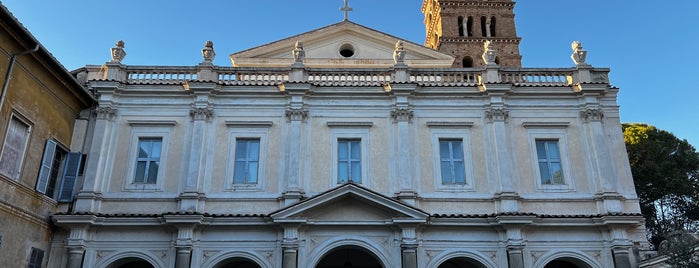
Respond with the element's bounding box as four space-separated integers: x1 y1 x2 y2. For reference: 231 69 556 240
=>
0 44 41 112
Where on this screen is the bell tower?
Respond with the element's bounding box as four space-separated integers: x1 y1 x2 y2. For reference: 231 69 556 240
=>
422 0 522 67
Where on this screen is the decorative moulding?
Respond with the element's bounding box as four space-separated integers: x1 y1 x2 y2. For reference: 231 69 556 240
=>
127 120 177 127
326 121 374 128
426 121 474 128
225 121 274 128
521 122 570 128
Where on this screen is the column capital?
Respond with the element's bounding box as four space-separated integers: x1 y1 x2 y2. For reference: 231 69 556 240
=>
190 107 214 121
95 106 118 121
285 108 308 122
485 107 509 123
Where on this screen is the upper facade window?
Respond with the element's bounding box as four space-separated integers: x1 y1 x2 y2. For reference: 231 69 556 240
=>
439 139 466 185
536 140 564 185
134 138 162 184
328 126 370 187
428 124 475 192
233 138 260 184
225 122 271 191
338 139 361 183
524 125 575 192
0 115 31 180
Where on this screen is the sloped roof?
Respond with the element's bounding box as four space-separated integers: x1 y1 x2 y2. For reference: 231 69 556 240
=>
270 182 429 224
230 20 454 68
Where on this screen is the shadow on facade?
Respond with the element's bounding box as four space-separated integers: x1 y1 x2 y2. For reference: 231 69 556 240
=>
316 246 383 268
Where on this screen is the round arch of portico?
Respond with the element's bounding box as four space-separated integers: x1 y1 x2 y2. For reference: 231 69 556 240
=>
532 249 603 268
94 250 165 268
425 249 498 268
306 236 392 268
200 250 271 268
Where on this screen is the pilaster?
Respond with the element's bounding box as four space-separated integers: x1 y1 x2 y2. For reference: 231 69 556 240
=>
75 82 121 212
482 82 519 212
179 82 216 212
388 82 418 205
280 82 311 206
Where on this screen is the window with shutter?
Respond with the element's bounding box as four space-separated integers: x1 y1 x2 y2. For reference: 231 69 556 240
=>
36 140 70 199
57 152 82 202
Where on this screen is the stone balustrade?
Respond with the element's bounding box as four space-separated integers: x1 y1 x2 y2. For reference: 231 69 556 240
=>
308 69 393 86
126 66 198 84
500 69 574 86
80 64 609 88
410 69 480 86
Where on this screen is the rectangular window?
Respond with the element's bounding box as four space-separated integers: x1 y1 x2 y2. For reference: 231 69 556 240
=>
536 140 564 185
27 248 44 268
134 138 162 184
233 138 260 184
337 139 361 183
0 116 30 179
439 139 466 184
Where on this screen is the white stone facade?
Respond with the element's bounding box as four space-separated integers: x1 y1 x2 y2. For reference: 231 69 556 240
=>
50 20 647 268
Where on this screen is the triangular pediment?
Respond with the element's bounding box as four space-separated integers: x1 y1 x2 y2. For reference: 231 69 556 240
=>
270 183 429 224
230 21 454 68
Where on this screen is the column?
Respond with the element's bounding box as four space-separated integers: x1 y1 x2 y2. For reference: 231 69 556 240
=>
65 246 85 268
400 225 419 268
64 224 90 268
282 245 298 268
281 224 300 268
175 246 192 268
612 247 632 268
503 226 526 268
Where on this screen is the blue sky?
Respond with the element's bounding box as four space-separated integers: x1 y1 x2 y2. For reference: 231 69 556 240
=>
3 0 698 147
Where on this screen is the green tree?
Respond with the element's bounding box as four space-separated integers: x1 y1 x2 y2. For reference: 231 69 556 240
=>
622 123 699 247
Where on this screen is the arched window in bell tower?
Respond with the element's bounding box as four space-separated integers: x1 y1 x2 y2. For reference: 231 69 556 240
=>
462 56 474 68
458 16 465 37
490 16 497 37
467 16 474 37
480 16 487 37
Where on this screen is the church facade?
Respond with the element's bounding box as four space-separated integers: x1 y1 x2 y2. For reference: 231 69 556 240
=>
50 1 647 267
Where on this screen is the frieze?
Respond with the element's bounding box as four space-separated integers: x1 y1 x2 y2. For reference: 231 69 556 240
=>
391 107 414 123
190 107 214 121
580 108 604 122
485 108 509 122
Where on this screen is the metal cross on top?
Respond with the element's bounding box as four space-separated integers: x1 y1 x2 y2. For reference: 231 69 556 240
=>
341 0 353 21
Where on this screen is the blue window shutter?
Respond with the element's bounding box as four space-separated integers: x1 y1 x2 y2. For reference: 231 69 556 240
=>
57 152 82 202
36 140 57 194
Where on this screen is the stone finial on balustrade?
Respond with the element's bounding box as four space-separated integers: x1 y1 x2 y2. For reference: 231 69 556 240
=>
201 40 216 64
571 41 590 67
393 41 406 65
110 40 126 63
482 40 498 67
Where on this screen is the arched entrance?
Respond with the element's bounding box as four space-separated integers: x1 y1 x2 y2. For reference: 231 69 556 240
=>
213 257 262 268
543 258 593 268
316 246 383 268
438 257 487 268
106 258 155 268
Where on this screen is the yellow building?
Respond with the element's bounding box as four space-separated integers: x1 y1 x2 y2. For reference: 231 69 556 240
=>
0 4 94 268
